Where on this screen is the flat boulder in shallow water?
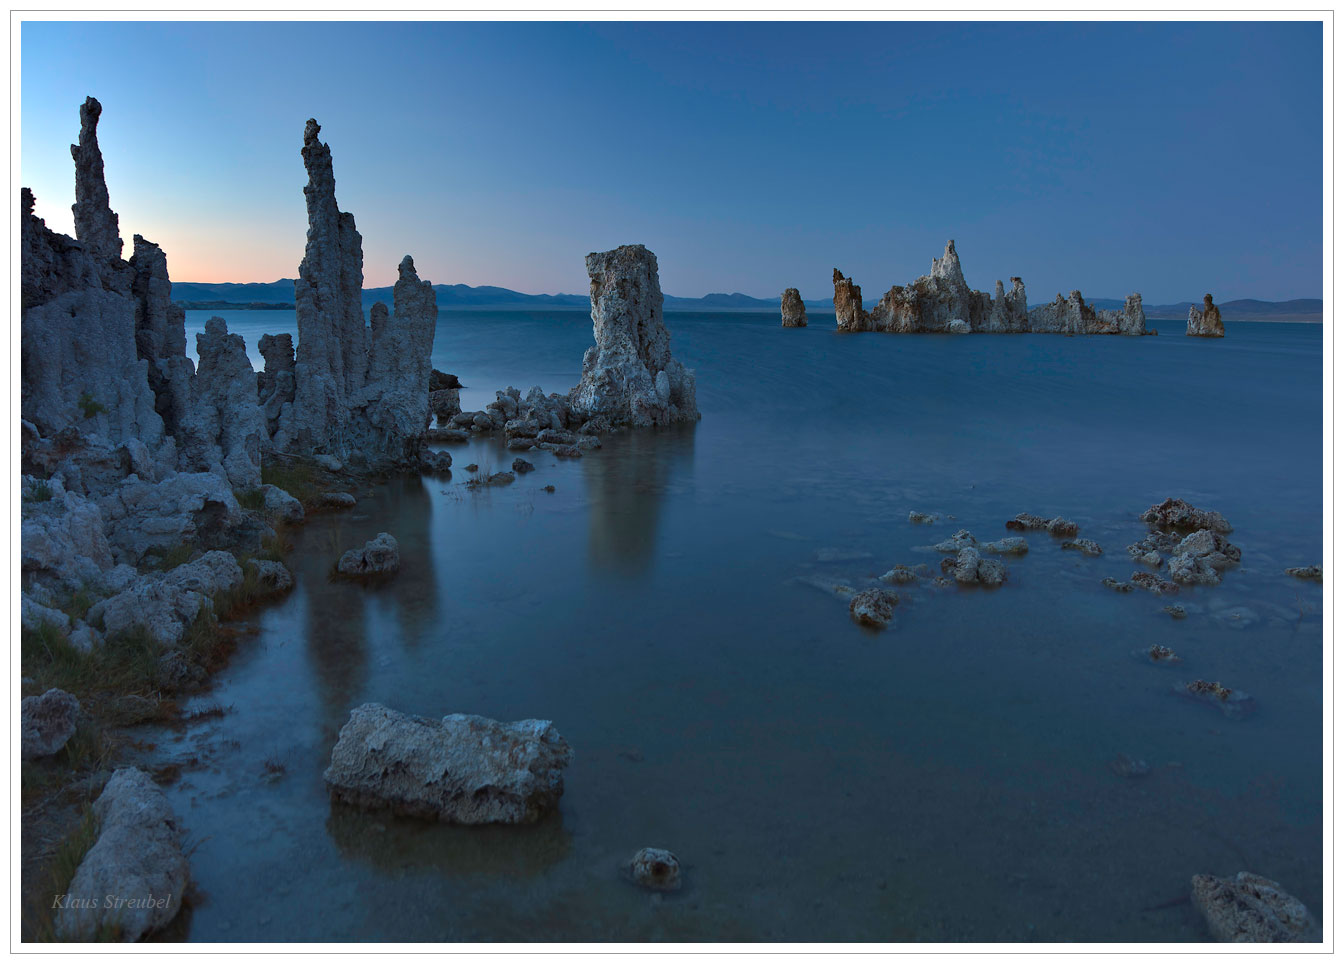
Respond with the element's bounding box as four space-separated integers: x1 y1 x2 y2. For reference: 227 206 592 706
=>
1285 565 1322 582
336 532 399 577
323 703 572 824
56 767 189 941
1190 872 1320 942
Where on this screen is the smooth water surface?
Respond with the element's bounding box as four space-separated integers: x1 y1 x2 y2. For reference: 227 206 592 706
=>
168 310 1323 941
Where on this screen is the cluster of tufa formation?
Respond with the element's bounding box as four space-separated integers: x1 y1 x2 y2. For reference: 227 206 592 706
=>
832 240 1150 335
1187 293 1225 337
272 120 438 464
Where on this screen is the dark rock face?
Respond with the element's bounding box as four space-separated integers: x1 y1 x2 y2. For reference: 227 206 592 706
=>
781 287 808 327
129 235 193 436
832 268 870 331
257 332 296 440
1188 293 1225 338
70 96 122 262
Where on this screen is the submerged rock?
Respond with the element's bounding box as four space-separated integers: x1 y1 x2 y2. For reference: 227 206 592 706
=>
1140 643 1182 665
1062 538 1102 557
880 565 921 585
1190 872 1319 942
1101 577 1134 593
908 511 938 525
954 547 1006 587
849 589 898 629
1108 753 1151 778
981 537 1028 555
1131 571 1180 595
627 847 683 891
1163 604 1187 619
56 767 190 941
336 532 400 577
567 244 698 429
511 458 534 474
1168 529 1241 585
1285 565 1322 582
21 688 80 760
1004 513 1077 536
419 449 454 475
930 529 977 553
1187 294 1226 338
780 288 807 327
323 703 573 824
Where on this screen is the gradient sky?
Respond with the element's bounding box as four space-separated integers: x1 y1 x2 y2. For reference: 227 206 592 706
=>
21 20 1323 302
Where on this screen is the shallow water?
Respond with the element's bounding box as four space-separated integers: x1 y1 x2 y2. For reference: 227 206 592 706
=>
166 310 1323 941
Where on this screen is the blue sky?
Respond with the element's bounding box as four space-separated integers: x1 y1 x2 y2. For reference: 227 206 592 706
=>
21 20 1323 302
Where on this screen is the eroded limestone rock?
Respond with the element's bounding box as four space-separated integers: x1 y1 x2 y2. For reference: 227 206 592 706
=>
129 235 193 436
92 551 244 646
849 589 898 629
70 97 122 261
832 268 870 331
336 532 399 577
628 847 683 891
1141 498 1232 534
179 317 264 488
324 703 573 824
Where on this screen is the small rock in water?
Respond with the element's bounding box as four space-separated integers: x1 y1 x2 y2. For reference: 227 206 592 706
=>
849 589 898 629
1139 643 1181 665
418 449 453 475
1190 871 1320 942
1101 577 1134 593
1062 538 1102 557
465 463 478 473
336 532 400 577
1176 679 1255 719
880 565 920 585
1284 566 1322 582
1108 753 1151 778
627 847 682 892
250 559 293 595
930 529 977 553
908 511 938 525
1163 604 1187 619
487 471 515 486
511 458 534 474
322 491 357 509
542 485 556 493
1141 498 1232 534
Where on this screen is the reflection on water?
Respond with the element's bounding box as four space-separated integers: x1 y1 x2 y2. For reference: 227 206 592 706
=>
147 315 1321 942
584 425 696 573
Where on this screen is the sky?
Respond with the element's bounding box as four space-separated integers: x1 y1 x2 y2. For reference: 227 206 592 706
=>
20 20 1324 302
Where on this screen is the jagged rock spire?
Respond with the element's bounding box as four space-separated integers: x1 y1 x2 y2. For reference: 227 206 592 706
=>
69 96 121 260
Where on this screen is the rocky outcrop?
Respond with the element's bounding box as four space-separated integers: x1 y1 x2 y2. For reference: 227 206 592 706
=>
21 688 80 760
832 268 870 331
21 188 163 447
1167 529 1241 585
1188 294 1225 338
95 472 244 566
129 235 193 436
90 550 244 646
178 318 265 488
780 288 807 327
277 120 437 463
56 767 190 941
22 488 118 590
1190 872 1319 942
834 241 1149 336
568 244 698 428
1141 498 1232 534
70 97 122 262
323 703 573 824
336 532 400 577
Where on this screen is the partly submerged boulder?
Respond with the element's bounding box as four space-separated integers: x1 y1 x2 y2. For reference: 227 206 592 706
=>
323 703 573 824
336 532 400 577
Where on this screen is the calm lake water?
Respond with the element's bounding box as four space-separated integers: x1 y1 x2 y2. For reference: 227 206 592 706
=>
166 308 1323 942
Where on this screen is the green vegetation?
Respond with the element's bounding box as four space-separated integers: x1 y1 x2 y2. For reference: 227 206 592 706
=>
28 804 104 942
260 457 323 507
235 487 268 511
25 480 53 503
144 542 196 573
77 392 107 419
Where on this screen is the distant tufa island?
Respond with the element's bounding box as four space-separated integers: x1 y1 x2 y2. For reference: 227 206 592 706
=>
172 279 1323 322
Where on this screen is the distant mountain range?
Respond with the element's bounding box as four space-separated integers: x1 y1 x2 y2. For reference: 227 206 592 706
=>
171 280 1322 322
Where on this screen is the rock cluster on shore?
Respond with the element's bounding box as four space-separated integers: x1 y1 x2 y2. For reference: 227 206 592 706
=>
833 240 1152 335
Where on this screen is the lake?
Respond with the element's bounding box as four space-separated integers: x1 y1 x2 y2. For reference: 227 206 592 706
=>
162 308 1323 941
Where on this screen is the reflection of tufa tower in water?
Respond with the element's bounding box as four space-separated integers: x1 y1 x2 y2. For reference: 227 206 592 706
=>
582 426 696 573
